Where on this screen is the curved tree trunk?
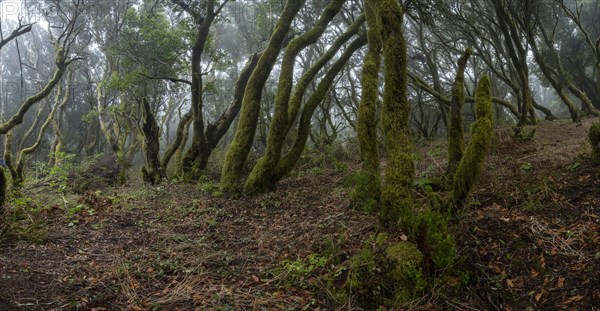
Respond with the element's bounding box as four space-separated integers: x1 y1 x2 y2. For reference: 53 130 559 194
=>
161 110 192 175
244 0 347 194
447 48 472 179
274 35 368 181
220 0 305 194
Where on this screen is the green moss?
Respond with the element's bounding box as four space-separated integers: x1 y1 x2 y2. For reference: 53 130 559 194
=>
414 209 456 269
379 0 414 226
589 122 600 163
0 168 6 236
452 75 494 210
356 0 382 204
341 233 427 308
244 0 346 194
344 171 380 212
447 48 472 179
220 0 305 195
385 241 423 282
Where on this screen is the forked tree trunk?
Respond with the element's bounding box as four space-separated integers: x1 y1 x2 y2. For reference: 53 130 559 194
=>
244 0 347 193
220 0 305 194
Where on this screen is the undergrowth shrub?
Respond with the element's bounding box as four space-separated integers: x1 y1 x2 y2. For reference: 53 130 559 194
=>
331 233 427 308
342 171 379 212
68 154 119 193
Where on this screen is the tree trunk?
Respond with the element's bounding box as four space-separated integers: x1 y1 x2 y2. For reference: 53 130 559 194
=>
180 10 215 180
49 70 74 166
244 0 346 194
161 110 192 175
378 0 414 226
452 76 494 210
356 0 383 204
140 97 163 185
220 0 305 194
447 48 472 179
274 35 367 181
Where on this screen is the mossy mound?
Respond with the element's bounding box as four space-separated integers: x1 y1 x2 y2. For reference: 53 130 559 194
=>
588 121 600 163
332 233 426 308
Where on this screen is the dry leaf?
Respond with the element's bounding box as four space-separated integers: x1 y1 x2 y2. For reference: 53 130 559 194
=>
564 295 584 304
535 290 544 302
506 279 514 288
557 276 565 288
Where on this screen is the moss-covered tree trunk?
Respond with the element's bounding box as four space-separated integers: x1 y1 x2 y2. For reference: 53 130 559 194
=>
140 97 163 185
0 168 7 237
356 0 383 203
378 0 413 226
220 0 305 194
452 75 494 210
447 48 472 179
3 132 19 188
244 0 346 194
273 36 368 181
175 117 192 177
588 121 600 163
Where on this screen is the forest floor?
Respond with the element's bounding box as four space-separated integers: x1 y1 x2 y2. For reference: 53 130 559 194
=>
0 118 599 310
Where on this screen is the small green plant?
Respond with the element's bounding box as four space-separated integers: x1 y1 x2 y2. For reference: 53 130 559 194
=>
567 162 581 172
198 180 220 193
260 193 281 209
428 146 443 157
309 167 324 175
343 171 379 213
413 177 440 193
281 254 328 277
273 253 328 288
49 152 77 193
520 162 532 173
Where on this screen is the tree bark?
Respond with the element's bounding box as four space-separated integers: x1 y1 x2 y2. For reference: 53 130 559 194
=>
447 48 472 179
274 35 368 181
378 0 414 226
220 0 305 194
244 0 347 194
141 97 164 185
356 0 383 204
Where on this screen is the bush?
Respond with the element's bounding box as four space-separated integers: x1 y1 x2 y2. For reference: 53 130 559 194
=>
68 154 119 193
